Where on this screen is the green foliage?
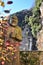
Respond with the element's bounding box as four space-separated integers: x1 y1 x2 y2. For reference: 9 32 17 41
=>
20 51 40 65
20 52 29 65
25 0 42 38
28 16 41 37
35 0 42 7
25 15 29 23
32 0 42 16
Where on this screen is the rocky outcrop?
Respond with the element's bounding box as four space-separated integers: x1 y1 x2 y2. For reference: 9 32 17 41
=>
37 2 43 51
39 52 43 65
37 27 43 51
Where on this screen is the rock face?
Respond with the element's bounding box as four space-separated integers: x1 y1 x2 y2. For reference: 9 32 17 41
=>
39 52 43 65
37 2 43 51
40 2 43 25
11 9 32 27
40 2 43 18
37 28 43 51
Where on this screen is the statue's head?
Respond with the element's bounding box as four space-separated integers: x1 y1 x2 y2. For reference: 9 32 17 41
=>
11 15 18 26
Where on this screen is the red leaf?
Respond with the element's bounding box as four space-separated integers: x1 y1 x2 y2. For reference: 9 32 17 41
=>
1 61 5 65
5 40 10 46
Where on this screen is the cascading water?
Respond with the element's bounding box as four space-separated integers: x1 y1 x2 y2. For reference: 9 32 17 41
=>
20 25 32 51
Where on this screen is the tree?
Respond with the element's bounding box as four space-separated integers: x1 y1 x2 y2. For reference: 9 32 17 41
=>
25 0 42 38
28 16 41 37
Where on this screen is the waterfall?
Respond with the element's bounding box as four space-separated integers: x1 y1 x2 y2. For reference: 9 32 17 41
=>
29 38 32 51
20 25 32 51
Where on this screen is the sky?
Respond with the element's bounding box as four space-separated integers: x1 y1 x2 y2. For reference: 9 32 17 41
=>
0 0 35 17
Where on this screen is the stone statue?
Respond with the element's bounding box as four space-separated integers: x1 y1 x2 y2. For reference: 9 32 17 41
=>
6 15 22 65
